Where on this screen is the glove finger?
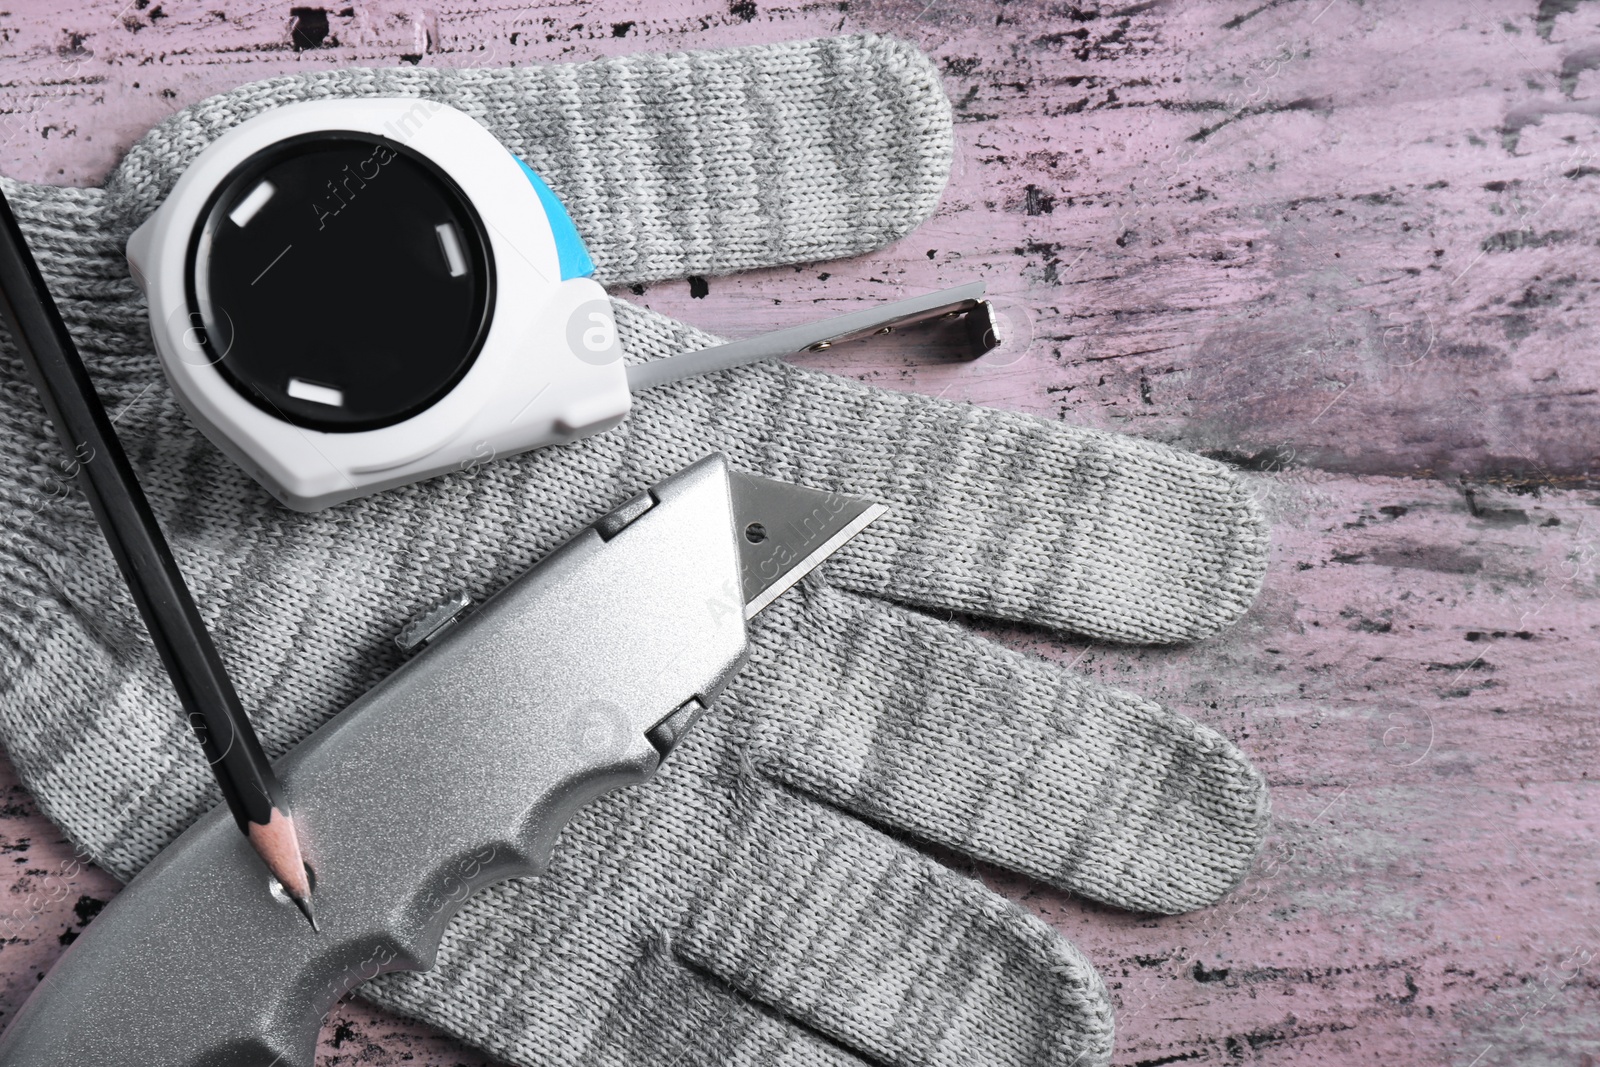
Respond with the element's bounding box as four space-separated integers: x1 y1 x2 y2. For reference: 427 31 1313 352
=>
674 771 1114 1067
105 33 951 287
737 579 1270 916
613 301 1269 645
593 941 869 1067
371 924 865 1067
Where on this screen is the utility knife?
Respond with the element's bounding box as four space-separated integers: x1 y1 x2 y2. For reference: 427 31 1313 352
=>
0 453 884 1066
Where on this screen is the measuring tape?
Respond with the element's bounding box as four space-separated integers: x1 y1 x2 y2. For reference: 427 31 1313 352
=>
128 98 997 511
128 98 625 510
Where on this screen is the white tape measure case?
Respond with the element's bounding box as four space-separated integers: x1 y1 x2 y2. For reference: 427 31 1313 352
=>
127 98 629 511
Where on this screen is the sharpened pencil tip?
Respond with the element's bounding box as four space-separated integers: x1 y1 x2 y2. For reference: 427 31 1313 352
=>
247 808 318 929
291 891 318 931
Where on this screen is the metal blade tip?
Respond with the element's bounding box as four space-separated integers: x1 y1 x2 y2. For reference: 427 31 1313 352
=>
728 473 886 618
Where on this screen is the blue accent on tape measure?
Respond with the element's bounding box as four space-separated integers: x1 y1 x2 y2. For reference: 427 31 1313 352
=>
515 157 595 281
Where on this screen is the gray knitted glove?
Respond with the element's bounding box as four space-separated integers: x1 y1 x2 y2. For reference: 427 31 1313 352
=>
0 35 1270 1067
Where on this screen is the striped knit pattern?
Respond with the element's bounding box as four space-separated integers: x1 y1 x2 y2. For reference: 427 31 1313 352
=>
106 34 953 286
0 36 1269 1067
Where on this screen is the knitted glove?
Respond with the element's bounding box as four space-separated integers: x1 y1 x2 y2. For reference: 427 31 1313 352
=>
0 35 1270 1067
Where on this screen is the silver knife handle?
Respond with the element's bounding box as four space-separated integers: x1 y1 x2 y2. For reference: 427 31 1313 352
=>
0 454 750 1067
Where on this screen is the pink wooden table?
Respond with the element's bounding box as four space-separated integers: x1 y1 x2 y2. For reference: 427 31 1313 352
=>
2 1 1598 1063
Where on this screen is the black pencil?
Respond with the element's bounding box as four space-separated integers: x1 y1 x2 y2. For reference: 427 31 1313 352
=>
0 188 316 927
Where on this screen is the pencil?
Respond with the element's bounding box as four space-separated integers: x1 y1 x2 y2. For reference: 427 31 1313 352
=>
0 187 316 928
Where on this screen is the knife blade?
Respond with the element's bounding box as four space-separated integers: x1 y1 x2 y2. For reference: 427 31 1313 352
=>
731 471 887 618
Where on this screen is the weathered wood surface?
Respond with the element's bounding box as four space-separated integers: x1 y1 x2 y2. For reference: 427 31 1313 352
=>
1 1 1597 1064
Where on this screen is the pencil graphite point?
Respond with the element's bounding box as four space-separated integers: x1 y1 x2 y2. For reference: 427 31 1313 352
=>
248 808 316 929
